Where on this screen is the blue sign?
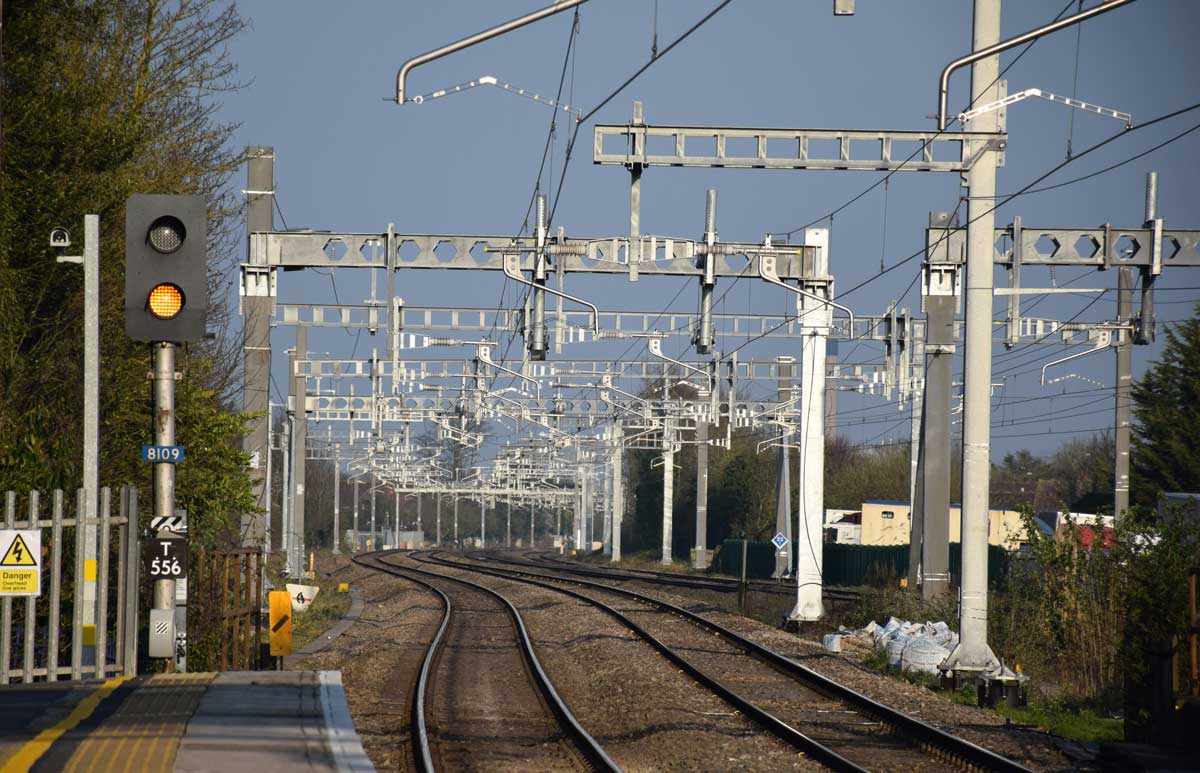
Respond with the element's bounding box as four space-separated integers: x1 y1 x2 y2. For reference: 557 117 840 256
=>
772 532 789 549
142 445 185 463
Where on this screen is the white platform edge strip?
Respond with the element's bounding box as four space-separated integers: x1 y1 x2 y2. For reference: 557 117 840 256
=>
318 670 376 772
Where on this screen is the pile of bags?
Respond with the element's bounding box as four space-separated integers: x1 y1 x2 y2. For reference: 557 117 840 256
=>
822 616 958 675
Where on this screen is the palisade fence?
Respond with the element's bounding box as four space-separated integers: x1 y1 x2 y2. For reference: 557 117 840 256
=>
0 486 139 683
190 548 263 671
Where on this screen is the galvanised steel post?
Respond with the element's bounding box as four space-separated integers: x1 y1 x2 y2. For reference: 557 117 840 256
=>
506 494 512 548
417 494 423 546
394 489 400 547
436 494 442 546
151 342 178 668
81 214 100 665
280 422 291 562
945 0 1001 676
907 361 925 591
1115 267 1132 516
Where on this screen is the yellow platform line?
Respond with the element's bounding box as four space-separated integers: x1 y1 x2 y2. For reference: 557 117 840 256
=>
0 676 134 773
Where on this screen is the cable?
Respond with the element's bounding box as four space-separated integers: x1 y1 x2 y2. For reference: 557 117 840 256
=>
769 0 1079 240
547 0 736 226
996 119 1200 198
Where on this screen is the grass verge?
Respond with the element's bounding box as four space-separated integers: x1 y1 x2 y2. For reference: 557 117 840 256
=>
265 551 353 651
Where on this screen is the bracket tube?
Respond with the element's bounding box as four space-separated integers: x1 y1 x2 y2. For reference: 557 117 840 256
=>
396 0 588 104
937 0 1135 129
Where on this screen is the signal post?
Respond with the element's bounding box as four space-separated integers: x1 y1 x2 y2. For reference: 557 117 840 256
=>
126 194 207 671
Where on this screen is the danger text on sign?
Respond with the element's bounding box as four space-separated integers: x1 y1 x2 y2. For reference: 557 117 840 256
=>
0 530 41 596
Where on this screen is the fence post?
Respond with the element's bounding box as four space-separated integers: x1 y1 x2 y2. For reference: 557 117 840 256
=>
48 491 64 681
220 553 230 670
23 491 39 683
242 553 253 669
232 554 243 670
114 489 126 676
71 490 85 680
95 488 111 678
122 488 140 677
2 491 16 684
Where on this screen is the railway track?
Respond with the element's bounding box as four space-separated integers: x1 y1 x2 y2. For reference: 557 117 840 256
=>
512 548 862 605
415 549 1031 773
352 551 619 772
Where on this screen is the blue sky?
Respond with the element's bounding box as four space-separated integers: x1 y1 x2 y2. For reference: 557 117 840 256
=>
219 0 1200 460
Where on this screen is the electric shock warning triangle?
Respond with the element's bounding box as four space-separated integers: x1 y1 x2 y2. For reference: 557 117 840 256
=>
0 534 37 566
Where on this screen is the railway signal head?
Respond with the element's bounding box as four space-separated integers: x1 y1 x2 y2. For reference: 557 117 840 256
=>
125 194 208 342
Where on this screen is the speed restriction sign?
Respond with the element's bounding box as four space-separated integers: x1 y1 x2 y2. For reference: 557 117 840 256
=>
144 538 188 579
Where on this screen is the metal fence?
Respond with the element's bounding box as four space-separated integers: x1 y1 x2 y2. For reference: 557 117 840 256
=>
192 547 262 670
0 486 139 683
714 539 1012 587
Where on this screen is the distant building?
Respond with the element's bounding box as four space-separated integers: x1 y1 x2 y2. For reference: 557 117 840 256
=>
823 509 861 544
858 500 1027 550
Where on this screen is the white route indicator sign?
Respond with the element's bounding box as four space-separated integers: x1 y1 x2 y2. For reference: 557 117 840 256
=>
0 530 41 596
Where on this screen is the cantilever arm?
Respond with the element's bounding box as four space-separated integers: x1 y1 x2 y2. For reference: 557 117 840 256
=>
757 254 855 331
477 344 540 398
503 253 599 334
396 0 589 104
1040 330 1112 386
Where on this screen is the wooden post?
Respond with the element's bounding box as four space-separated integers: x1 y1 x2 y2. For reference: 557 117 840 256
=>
220 553 230 670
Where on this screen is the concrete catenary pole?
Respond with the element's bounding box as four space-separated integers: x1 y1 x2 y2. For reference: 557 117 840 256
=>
661 423 675 566
506 494 512 548
611 432 623 562
242 147 273 548
417 494 423 545
1115 267 1132 516
1116 172 1157 515
280 425 290 560
352 479 359 552
435 493 442 546
602 434 613 556
906 369 925 591
773 357 794 578
264 416 273 553
332 444 341 554
920 215 957 600
289 327 307 576
694 419 710 569
789 227 830 621
944 0 1001 676
369 474 377 550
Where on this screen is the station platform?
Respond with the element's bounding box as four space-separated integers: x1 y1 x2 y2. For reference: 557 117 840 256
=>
0 670 373 772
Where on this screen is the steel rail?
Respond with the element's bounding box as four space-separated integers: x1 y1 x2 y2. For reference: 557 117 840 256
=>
423 550 1032 773
496 549 861 602
359 550 621 772
351 552 448 773
411 550 867 771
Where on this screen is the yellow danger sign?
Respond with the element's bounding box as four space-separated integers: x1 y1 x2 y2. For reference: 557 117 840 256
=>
1 534 36 566
0 530 40 596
